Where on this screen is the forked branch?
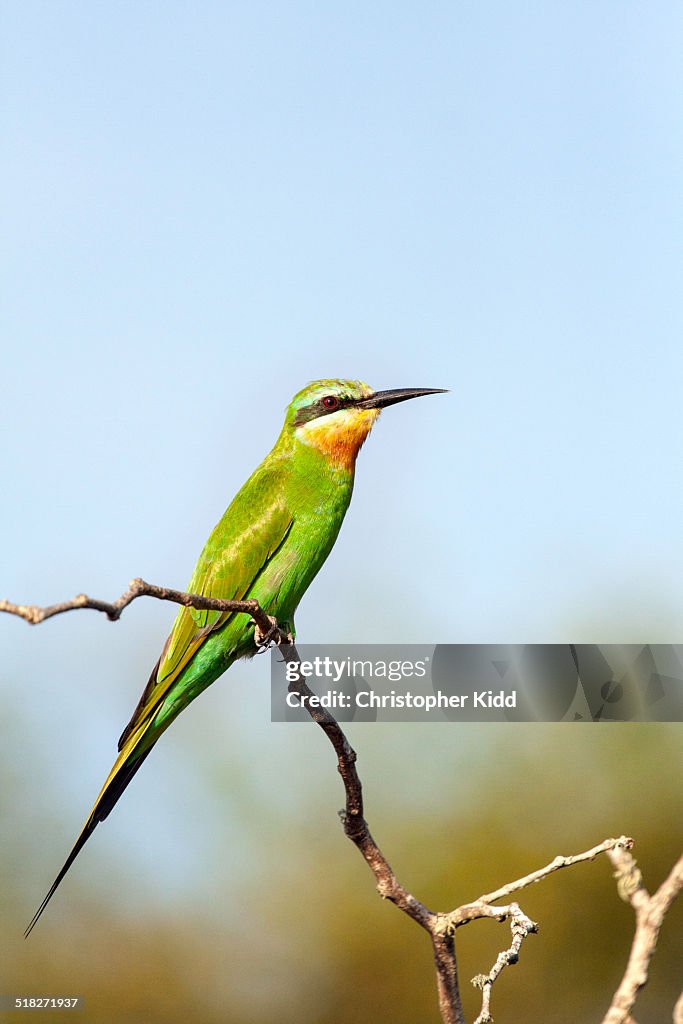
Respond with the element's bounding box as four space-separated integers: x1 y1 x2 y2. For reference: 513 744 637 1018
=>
2 583 681 1023
600 845 683 1024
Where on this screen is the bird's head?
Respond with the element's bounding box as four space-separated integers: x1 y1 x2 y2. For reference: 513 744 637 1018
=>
283 379 446 470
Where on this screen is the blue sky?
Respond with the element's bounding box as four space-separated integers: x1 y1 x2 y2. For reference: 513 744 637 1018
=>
2 1 682 930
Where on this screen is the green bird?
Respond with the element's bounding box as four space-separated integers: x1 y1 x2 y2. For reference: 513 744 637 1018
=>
26 379 444 936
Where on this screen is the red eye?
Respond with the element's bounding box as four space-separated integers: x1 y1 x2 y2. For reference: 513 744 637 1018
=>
322 395 339 410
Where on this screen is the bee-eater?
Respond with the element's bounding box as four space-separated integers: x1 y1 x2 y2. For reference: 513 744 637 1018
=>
26 379 445 936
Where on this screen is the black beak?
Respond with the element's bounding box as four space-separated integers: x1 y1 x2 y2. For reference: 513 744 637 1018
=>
356 387 448 410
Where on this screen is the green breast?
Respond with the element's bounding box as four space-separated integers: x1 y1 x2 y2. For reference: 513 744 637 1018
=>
162 441 356 715
250 442 355 623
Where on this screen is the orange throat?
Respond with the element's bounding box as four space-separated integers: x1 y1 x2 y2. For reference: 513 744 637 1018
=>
296 408 380 470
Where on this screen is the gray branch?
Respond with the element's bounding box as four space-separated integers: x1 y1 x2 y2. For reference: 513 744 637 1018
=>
600 846 683 1024
470 904 538 1024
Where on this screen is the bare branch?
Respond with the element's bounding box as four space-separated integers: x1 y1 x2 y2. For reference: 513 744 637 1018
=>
600 848 683 1024
0 577 276 636
281 648 434 919
471 904 539 1024
5 580 680 1024
445 837 632 934
278 648 467 1021
279 644 661 1024
282 642 680 1024
476 836 634 906
2 580 463 1020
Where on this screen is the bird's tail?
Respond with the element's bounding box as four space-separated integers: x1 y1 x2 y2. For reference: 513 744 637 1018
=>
24 716 159 938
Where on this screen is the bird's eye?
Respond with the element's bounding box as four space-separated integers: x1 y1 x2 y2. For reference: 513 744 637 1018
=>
322 395 339 410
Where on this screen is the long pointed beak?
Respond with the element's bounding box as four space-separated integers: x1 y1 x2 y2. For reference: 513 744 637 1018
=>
356 387 448 410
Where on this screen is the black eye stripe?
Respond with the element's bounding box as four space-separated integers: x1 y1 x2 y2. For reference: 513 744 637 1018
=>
294 394 354 426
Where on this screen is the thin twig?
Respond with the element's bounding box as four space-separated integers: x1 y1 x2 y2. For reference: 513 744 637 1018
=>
471 904 539 1024
600 848 683 1024
476 836 634 906
0 577 276 636
443 837 633 933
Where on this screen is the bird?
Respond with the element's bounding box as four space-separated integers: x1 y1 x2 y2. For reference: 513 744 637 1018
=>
25 378 445 936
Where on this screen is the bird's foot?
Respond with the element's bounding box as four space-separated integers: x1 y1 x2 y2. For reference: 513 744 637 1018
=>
253 615 281 651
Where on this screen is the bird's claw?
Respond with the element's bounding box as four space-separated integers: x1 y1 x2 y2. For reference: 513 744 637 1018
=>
253 616 295 651
253 615 281 651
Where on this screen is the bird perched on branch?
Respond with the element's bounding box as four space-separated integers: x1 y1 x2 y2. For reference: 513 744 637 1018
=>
26 379 445 935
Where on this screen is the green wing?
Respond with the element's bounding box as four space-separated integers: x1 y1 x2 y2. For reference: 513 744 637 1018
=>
25 478 294 939
118 490 293 749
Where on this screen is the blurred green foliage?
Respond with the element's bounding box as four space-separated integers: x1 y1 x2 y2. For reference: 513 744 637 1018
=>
2 717 681 1023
